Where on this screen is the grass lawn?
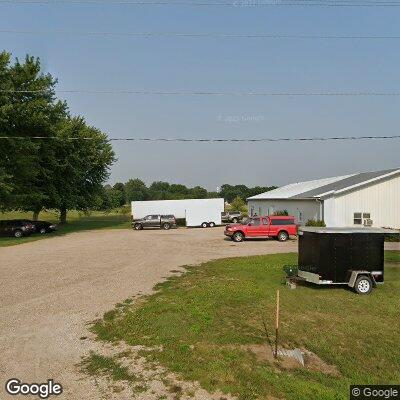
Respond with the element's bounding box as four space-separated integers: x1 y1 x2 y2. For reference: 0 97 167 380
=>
385 250 400 263
0 210 130 247
90 253 400 400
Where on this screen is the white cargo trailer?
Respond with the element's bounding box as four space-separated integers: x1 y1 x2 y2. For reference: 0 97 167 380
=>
131 198 224 227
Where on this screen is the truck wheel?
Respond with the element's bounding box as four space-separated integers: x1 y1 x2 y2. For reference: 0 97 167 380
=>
232 218 238 223
232 232 244 242
14 230 23 238
277 231 289 242
162 222 171 230
209 222 215 228
39 228 47 234
201 222 208 228
354 276 373 295
133 223 143 230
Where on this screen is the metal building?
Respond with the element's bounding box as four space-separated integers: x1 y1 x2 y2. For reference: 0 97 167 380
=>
247 168 400 229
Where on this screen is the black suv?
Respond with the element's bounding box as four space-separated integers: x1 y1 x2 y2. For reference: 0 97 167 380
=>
22 220 57 234
0 220 36 238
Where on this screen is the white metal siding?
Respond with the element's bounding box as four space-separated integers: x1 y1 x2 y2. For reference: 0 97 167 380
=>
326 174 400 228
247 199 321 225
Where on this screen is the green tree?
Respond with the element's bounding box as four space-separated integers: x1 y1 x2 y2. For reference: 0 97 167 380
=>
0 52 67 216
98 185 125 210
46 117 115 223
230 196 247 212
125 179 148 202
149 181 170 200
190 186 208 199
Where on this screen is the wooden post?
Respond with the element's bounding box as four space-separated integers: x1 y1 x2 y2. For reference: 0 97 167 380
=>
275 289 280 358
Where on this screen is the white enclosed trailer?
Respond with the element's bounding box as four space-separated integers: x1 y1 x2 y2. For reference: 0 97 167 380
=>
131 198 224 227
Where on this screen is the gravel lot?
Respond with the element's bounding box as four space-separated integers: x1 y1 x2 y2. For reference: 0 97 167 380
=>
0 227 297 399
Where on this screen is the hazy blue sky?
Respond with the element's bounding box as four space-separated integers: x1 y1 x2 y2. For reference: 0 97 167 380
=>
1 1 400 190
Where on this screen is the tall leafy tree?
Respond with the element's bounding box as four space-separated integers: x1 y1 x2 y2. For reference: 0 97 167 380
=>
0 52 67 216
124 179 148 202
46 117 115 223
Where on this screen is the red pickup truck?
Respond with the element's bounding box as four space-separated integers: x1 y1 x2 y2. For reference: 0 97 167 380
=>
224 215 297 242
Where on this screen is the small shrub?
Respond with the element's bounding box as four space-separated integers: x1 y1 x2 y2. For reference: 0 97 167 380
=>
305 219 326 227
273 210 289 216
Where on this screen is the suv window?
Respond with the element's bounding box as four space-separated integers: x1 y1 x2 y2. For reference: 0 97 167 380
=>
271 218 295 225
249 218 261 226
151 215 159 220
262 218 269 225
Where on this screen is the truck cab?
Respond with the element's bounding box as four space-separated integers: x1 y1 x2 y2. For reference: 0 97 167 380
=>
224 215 297 242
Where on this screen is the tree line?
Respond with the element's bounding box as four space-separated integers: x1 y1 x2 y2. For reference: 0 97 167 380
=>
0 52 115 222
99 180 277 209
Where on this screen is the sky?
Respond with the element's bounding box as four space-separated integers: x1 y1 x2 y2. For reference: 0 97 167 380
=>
1 1 400 190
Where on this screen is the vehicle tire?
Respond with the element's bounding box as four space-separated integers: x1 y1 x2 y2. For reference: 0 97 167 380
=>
162 222 171 230
209 222 216 228
133 223 143 230
277 231 289 242
14 230 23 238
354 276 373 295
232 232 244 242
232 218 238 223
39 228 47 234
201 222 208 228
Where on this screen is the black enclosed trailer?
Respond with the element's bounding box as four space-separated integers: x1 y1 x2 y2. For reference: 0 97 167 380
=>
296 227 396 294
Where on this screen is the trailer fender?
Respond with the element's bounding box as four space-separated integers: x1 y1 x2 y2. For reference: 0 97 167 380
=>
348 271 377 288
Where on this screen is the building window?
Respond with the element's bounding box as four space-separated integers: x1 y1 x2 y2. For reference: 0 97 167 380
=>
354 213 362 225
354 212 371 225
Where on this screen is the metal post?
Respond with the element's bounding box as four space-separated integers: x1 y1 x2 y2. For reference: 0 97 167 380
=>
275 289 280 359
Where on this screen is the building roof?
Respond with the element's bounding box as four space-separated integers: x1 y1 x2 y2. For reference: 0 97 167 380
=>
247 168 400 201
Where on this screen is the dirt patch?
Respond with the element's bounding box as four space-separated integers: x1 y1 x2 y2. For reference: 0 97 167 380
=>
243 344 340 376
80 339 236 400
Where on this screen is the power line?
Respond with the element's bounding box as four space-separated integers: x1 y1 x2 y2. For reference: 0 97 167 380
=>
2 29 400 39
2 89 400 96
1 135 400 142
2 0 400 6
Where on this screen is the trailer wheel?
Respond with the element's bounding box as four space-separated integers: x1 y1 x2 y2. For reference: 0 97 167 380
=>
277 231 289 242
201 222 208 228
232 232 244 242
162 222 171 230
133 223 143 230
209 222 215 228
354 276 373 295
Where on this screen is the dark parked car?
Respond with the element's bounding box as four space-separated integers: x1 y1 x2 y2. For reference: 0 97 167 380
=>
23 220 57 234
0 220 36 238
132 215 177 230
221 211 242 224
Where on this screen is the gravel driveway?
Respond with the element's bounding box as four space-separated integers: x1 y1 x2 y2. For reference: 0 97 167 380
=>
0 227 297 399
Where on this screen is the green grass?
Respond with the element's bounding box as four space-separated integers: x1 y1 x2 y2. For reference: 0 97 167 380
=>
82 352 136 382
90 253 400 400
385 250 400 263
0 210 130 247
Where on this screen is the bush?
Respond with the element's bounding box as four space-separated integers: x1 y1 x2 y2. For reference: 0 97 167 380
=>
273 210 289 216
230 196 247 213
305 219 326 227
